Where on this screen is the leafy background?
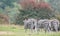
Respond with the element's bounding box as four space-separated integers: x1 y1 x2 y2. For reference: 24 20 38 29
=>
0 0 60 25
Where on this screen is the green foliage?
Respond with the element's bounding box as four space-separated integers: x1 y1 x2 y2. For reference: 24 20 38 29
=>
0 0 21 24
0 0 17 9
0 0 60 25
16 8 54 24
0 8 4 14
48 0 60 20
49 0 60 13
15 0 56 24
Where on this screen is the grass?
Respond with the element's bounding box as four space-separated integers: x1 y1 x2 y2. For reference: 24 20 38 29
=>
0 24 60 36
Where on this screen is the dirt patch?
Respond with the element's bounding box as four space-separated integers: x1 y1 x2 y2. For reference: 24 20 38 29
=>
0 31 15 35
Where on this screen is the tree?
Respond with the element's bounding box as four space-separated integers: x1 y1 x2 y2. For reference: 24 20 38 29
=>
16 0 54 24
0 0 20 24
48 0 60 20
19 0 54 18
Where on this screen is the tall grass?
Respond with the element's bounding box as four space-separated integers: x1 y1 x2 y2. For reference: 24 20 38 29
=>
0 25 60 36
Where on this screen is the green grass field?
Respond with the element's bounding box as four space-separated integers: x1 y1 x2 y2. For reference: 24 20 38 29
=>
0 24 60 36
